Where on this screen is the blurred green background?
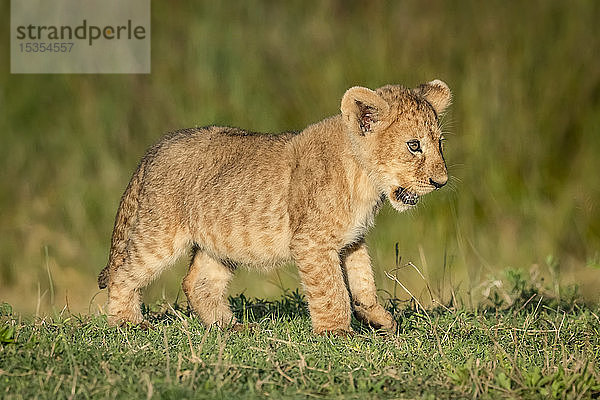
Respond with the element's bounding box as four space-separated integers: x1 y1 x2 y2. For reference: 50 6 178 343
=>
1 1 599 315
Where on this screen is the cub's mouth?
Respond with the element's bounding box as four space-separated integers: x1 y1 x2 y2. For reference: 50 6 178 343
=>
393 187 419 206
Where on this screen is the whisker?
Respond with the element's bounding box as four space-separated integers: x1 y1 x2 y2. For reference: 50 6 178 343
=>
446 163 465 170
446 182 460 194
440 123 455 133
438 117 456 132
448 176 463 185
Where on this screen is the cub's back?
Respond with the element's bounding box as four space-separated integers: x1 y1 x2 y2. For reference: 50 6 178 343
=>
140 126 296 265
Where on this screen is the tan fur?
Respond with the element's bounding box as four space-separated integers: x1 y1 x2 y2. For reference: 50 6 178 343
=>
98 80 452 334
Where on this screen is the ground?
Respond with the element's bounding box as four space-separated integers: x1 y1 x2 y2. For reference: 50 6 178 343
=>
1 279 599 399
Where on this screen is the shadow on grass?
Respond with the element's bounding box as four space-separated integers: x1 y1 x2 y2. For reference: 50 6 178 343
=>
140 289 399 334
140 289 310 326
139 268 590 336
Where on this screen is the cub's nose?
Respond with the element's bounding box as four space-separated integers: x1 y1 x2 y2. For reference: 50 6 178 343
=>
429 177 447 189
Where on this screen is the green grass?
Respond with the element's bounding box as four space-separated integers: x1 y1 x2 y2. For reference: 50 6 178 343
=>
2 274 600 399
1 1 599 314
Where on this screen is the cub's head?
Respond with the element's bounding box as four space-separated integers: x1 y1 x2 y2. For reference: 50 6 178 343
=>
341 80 452 212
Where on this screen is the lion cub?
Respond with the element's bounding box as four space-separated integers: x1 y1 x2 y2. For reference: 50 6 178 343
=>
98 80 451 334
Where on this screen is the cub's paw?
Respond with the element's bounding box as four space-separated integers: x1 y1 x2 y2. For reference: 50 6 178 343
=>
107 314 144 328
376 317 398 335
354 303 398 335
111 319 154 331
316 328 355 338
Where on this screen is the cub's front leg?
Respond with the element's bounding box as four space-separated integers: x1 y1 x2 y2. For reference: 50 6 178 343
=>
292 244 352 334
342 241 397 332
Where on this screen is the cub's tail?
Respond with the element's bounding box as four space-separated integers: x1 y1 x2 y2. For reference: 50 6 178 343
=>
98 161 146 289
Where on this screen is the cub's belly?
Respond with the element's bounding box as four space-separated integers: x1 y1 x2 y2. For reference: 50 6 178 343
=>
191 210 292 268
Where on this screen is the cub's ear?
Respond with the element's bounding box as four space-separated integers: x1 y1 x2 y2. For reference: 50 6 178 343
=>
341 86 390 135
415 79 452 115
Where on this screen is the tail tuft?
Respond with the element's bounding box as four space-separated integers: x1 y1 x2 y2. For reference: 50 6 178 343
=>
98 266 109 289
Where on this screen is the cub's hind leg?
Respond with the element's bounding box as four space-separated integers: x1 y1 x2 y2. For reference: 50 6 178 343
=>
182 249 236 328
107 226 189 326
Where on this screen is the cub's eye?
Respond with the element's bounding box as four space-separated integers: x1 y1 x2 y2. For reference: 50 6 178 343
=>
407 140 422 153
